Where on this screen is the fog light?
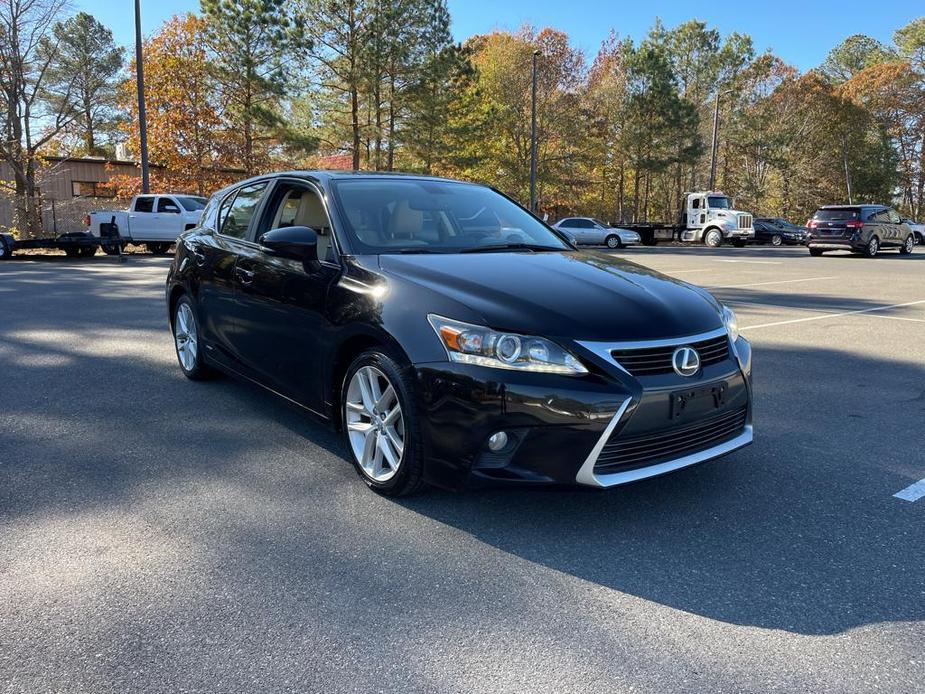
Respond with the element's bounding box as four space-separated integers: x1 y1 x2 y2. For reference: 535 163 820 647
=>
487 431 508 452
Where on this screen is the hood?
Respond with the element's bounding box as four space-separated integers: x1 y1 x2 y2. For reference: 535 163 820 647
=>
378 250 724 342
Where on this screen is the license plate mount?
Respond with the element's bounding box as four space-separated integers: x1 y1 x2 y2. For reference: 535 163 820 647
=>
670 382 727 420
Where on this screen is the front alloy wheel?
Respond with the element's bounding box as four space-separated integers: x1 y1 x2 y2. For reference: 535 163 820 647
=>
342 351 425 496
605 234 621 249
771 234 783 246
899 235 914 255
346 366 404 482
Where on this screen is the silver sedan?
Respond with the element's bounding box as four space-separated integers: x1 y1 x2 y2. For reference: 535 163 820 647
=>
553 217 641 248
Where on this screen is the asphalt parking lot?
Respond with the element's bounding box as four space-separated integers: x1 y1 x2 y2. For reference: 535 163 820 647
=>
1 245 923 693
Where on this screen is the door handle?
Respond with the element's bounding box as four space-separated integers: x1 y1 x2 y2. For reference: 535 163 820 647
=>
235 267 255 285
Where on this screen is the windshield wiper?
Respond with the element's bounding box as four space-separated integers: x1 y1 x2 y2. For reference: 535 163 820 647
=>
459 243 562 253
390 248 450 254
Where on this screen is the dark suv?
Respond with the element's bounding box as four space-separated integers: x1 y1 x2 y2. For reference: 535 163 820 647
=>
806 205 915 257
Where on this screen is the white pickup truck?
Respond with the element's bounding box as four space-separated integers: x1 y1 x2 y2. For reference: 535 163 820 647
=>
86 194 207 255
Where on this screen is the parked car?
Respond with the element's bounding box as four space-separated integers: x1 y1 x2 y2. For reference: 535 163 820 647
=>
901 217 924 245
553 217 641 248
87 194 207 255
166 171 753 496
806 205 915 257
752 218 807 246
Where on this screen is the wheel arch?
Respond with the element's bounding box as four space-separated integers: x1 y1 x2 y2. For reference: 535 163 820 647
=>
327 328 412 429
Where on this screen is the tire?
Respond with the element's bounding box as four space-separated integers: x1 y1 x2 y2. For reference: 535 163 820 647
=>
147 242 171 255
172 295 212 380
0 240 8 260
605 234 621 249
704 229 723 248
809 248 824 257
79 246 97 258
899 234 914 255
771 234 783 247
64 247 80 258
863 236 879 258
342 349 426 497
101 241 121 256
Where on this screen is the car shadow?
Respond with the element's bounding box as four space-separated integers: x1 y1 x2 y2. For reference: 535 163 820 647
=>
395 342 925 636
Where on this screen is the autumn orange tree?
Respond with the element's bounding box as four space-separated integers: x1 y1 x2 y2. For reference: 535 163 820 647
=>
114 14 238 197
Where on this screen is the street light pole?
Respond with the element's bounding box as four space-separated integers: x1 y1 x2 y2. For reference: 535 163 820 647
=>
529 50 540 213
134 0 150 194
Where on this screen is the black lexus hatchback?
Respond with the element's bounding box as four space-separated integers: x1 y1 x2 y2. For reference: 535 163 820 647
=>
166 172 753 495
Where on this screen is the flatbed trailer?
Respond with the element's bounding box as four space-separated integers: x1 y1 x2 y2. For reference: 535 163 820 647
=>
0 226 123 260
616 223 679 246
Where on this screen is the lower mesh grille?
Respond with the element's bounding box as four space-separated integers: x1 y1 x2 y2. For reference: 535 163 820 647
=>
595 405 748 474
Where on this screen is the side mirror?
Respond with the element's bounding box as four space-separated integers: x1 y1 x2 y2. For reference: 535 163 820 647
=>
259 225 318 263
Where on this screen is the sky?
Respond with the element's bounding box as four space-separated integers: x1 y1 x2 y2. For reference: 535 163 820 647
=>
80 0 920 73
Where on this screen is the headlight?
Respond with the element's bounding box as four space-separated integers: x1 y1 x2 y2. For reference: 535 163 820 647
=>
428 315 588 375
721 305 739 341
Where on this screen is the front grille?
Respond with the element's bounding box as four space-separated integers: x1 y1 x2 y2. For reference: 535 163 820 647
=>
595 405 748 474
737 213 752 230
611 334 730 376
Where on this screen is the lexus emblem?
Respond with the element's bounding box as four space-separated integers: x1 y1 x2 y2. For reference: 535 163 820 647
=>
672 346 701 377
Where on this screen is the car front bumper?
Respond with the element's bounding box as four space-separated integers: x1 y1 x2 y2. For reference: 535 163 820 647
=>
411 335 753 491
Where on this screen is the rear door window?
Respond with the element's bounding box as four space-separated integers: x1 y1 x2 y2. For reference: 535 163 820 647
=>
218 183 268 239
134 196 155 213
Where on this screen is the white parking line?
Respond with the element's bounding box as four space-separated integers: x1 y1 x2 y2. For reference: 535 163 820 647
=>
710 276 836 289
894 478 925 502
741 299 925 331
714 259 782 265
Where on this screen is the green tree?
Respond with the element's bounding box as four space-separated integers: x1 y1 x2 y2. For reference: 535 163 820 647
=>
818 34 897 83
200 0 307 175
401 1 471 173
43 11 123 156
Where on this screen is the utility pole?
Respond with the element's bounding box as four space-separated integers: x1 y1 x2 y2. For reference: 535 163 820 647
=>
842 135 853 204
529 50 540 213
708 90 721 191
134 0 150 194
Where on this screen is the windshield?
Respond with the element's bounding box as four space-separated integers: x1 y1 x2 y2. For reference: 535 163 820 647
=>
813 208 860 221
177 196 207 211
707 196 731 209
330 179 569 254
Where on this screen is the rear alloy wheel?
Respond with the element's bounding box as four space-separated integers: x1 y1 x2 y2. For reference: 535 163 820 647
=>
899 234 914 255
704 229 723 248
863 236 879 258
147 242 171 255
771 234 783 247
605 234 621 249
342 351 425 496
173 296 211 380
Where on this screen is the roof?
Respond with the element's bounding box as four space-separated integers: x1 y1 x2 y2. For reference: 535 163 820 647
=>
819 203 888 209
209 170 482 197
